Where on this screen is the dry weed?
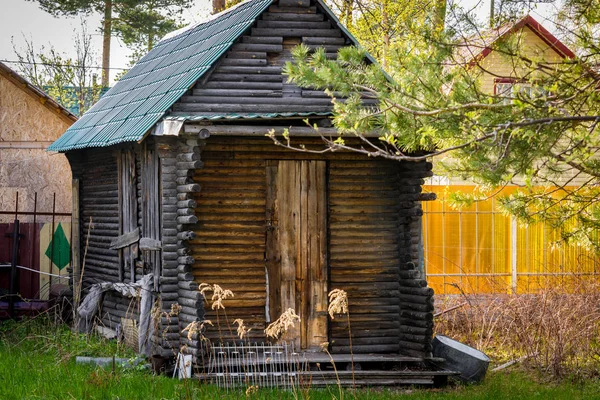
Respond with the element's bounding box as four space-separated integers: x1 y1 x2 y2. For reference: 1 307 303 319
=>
328 289 348 319
265 308 301 339
199 283 234 310
233 319 251 340
435 278 600 379
182 320 213 341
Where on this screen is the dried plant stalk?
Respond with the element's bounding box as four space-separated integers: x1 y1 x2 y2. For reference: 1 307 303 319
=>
328 289 348 319
265 308 301 339
199 283 234 310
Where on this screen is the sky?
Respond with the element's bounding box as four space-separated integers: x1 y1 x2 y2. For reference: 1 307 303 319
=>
0 0 213 84
0 0 563 85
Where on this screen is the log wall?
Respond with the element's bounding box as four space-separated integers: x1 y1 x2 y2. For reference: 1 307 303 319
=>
69 149 120 290
170 2 376 118
185 135 434 355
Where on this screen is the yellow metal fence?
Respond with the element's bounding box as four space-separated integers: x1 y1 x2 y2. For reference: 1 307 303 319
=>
422 186 600 294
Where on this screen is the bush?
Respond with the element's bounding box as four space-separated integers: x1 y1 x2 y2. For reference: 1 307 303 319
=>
434 278 600 380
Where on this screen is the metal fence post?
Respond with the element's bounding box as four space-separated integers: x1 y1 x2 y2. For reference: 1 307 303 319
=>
511 217 518 294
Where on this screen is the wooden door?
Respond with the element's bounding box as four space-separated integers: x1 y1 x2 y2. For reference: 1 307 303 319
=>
265 160 328 351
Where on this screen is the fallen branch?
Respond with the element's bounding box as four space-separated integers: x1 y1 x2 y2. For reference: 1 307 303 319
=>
491 353 538 372
434 302 468 318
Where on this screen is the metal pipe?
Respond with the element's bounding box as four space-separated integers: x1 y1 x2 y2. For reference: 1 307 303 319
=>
31 193 37 297
49 193 56 292
8 219 20 319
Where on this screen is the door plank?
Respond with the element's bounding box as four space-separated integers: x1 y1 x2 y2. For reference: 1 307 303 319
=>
278 161 301 347
265 162 281 323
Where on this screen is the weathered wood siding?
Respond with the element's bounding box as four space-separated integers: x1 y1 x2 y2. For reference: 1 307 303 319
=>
70 149 121 289
171 3 375 117
189 135 432 354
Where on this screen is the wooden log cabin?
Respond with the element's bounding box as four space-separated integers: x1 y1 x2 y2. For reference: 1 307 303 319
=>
50 0 439 380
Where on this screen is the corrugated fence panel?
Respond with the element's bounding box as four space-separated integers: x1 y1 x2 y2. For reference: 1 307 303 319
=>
422 185 600 294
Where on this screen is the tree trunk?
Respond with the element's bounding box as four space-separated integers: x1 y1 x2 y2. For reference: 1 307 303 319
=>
343 0 353 26
382 9 389 69
433 0 447 34
102 0 112 87
212 0 226 14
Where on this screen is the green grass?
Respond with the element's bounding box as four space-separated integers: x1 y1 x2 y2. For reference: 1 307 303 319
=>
1 317 599 400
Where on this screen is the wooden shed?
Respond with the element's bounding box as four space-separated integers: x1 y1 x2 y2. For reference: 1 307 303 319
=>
50 0 441 384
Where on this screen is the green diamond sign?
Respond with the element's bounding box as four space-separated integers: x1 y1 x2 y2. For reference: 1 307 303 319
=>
45 223 71 270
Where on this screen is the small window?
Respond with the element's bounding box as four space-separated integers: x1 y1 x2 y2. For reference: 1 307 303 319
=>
495 79 548 104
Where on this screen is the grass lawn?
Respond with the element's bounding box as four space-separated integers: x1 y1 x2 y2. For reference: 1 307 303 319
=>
1 318 599 400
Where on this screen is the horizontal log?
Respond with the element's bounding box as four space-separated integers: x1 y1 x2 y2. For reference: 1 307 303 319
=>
139 237 161 251
399 325 432 336
400 310 433 321
277 0 311 7
231 43 283 52
252 28 341 37
178 289 203 300
176 160 204 170
175 177 193 185
177 200 197 208
177 153 201 162
262 12 323 21
226 51 267 59
398 287 434 296
161 284 179 293
218 58 267 67
160 292 179 301
177 208 195 216
302 36 346 45
210 73 282 82
418 193 437 201
399 270 421 279
203 81 283 90
398 340 432 352
177 184 201 193
397 293 433 305
176 247 191 256
398 279 427 288
178 281 199 291
176 193 193 202
177 231 197 241
399 332 431 344
268 4 316 13
256 20 331 29
178 272 195 282
177 216 198 224
400 302 434 313
242 35 284 44
178 256 195 265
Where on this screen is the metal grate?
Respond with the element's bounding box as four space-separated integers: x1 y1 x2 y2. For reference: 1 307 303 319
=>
201 342 306 390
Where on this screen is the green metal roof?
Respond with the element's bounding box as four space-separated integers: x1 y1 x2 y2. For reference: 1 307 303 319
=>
48 0 274 152
49 0 382 152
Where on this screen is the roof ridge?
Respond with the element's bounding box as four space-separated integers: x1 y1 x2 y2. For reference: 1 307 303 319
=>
162 0 257 42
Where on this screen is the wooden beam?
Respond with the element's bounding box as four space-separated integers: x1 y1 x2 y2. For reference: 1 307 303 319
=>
109 227 140 250
71 179 81 309
139 237 162 251
183 124 382 138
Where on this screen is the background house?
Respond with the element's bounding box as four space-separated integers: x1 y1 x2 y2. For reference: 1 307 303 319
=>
423 16 599 295
0 61 76 307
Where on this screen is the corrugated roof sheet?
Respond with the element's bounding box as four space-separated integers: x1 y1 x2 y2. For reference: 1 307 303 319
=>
48 0 274 152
